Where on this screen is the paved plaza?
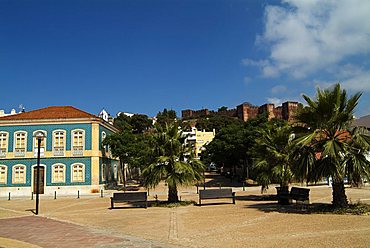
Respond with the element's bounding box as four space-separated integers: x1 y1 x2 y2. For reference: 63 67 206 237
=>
1 177 370 248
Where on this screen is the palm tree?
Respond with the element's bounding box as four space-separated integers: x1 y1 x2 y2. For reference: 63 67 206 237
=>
142 123 204 203
294 83 370 208
253 122 294 193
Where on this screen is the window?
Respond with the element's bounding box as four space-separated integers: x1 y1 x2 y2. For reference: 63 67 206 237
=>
14 132 27 157
13 165 26 184
72 130 84 156
33 130 46 157
52 164 65 183
101 131 108 152
53 130 65 156
113 164 118 180
71 163 85 182
0 165 7 184
0 132 8 157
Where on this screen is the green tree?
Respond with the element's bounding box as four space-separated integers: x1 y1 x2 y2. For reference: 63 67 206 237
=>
103 131 135 188
203 113 269 179
130 114 153 133
142 123 204 202
218 106 228 111
294 84 370 207
156 108 177 127
113 113 132 132
252 122 294 192
203 122 245 174
195 115 243 132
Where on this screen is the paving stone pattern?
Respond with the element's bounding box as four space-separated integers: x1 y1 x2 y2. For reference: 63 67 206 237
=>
0 216 173 248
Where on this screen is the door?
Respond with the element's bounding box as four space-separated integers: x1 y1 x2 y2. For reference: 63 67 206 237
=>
33 166 45 194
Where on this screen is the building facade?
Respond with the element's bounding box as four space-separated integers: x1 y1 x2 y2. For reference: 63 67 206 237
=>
0 106 119 197
183 128 216 158
182 101 299 122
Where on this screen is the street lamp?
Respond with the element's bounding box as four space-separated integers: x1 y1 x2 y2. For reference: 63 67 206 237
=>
33 131 46 215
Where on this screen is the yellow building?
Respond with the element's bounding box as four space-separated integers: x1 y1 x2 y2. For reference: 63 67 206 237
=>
184 128 215 158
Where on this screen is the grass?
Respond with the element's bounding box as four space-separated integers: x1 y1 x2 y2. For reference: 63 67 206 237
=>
309 203 370 215
151 200 196 208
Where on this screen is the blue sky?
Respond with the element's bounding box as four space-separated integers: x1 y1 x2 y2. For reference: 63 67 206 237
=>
1 0 369 117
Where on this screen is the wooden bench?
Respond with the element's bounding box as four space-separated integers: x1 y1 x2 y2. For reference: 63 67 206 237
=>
290 187 310 204
276 187 310 205
199 189 236 206
110 192 148 209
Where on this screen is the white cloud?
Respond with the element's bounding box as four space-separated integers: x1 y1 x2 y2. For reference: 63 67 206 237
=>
266 97 283 106
312 64 370 92
244 76 252 84
246 0 370 82
271 84 288 95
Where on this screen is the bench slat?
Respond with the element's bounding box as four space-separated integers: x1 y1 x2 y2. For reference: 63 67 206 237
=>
111 192 148 209
113 192 147 201
199 189 235 206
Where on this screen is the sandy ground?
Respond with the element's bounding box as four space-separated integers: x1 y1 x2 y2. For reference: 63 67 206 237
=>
1 174 369 248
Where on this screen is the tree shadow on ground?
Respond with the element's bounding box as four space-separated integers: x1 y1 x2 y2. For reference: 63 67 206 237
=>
236 194 277 202
242 201 357 215
198 172 244 188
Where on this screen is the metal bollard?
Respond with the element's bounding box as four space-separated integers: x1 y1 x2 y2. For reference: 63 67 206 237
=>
8 192 10 201
196 184 199 194
31 192 33 200
243 182 245 191
155 194 158 203
77 190 80 199
54 191 57 200
100 189 103 198
147 188 150 196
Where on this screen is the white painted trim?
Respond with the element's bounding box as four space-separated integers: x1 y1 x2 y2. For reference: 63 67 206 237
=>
32 130 47 156
13 131 27 156
52 129 66 156
12 164 27 184
0 164 7 184
71 129 85 155
51 163 66 183
71 163 85 183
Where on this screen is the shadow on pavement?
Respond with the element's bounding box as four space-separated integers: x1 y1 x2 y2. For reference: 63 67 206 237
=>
236 194 277 202
25 209 36 214
199 172 244 188
242 201 353 215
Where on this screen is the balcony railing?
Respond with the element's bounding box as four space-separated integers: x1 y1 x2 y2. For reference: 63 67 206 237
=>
0 148 6 157
14 148 26 157
72 146 84 156
53 146 65 156
33 147 45 157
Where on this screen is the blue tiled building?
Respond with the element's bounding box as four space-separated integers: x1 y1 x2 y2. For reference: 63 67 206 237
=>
0 106 119 197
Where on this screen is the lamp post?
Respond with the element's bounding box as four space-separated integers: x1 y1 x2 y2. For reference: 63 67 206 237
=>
33 131 46 215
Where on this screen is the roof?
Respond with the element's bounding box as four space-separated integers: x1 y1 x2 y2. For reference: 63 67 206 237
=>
353 115 370 128
0 106 97 121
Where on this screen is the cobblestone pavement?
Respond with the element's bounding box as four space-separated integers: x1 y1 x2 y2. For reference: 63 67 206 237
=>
0 216 174 248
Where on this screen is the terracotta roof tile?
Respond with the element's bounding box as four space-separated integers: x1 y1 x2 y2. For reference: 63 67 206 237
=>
0 106 97 121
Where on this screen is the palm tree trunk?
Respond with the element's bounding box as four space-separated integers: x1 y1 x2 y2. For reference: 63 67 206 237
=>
168 184 179 203
332 178 348 208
